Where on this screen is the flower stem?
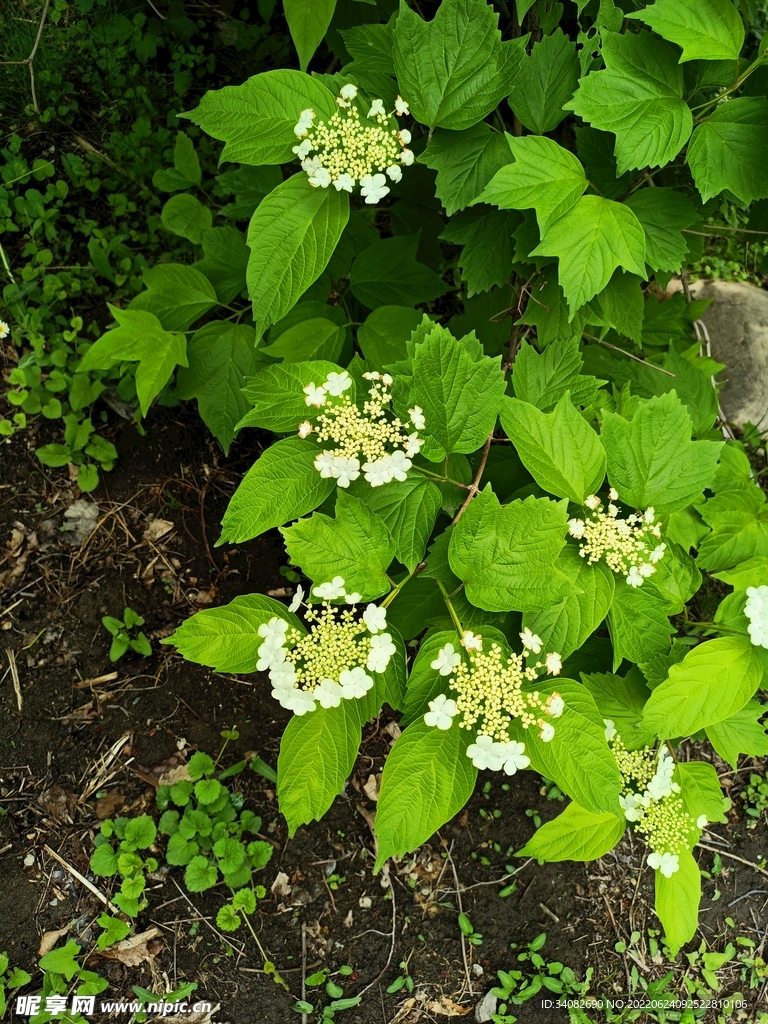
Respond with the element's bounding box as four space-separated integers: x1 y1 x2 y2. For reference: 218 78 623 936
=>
685 620 750 637
410 464 470 488
437 579 464 637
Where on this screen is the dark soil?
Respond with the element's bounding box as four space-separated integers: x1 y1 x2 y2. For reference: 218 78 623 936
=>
1 407 767 1024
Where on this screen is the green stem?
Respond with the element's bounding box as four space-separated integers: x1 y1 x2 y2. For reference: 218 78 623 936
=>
686 620 750 637
410 464 470 488
691 53 767 120
382 571 414 609
437 579 464 637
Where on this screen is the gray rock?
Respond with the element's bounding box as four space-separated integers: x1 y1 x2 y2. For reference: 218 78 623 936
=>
475 989 498 1022
670 279 768 431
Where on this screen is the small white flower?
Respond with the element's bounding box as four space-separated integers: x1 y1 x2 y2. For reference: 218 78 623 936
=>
363 370 381 380
339 666 374 698
519 627 542 654
304 382 327 407
288 585 305 613
431 643 461 676
333 173 355 193
317 677 344 708
567 518 586 539
626 566 644 587
331 455 360 488
539 721 555 742
460 630 483 652
294 108 315 137
494 739 530 775
404 433 423 458
467 734 504 771
282 688 317 715
608 503 619 517
424 693 459 730
388 450 412 481
696 814 708 829
313 576 346 601
269 658 296 688
394 95 410 115
362 457 393 487
363 604 387 634
336 96 350 109
298 420 313 438
324 370 353 396
619 793 645 822
367 632 396 672
398 129 411 145
339 83 358 101
545 652 562 676
746 584 768 648
647 851 679 878
302 155 323 174
360 173 390 204
638 563 656 578
409 406 426 430
381 373 393 386
315 450 337 478
257 641 284 672
368 99 386 117
608 487 619 501
344 591 362 605
645 507 655 524
545 692 564 718
399 148 415 166
604 719 617 741
292 139 313 159
584 494 601 510
308 167 332 188
0 320 9 340
385 164 402 182
650 543 666 563
258 616 289 641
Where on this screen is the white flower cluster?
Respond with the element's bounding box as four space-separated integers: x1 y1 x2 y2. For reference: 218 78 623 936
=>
568 489 665 587
424 630 564 775
745 585 768 648
300 370 424 488
257 578 395 715
293 85 413 204
607 726 705 878
0 320 9 341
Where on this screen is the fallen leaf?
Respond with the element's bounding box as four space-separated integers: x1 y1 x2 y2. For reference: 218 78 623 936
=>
37 784 77 823
61 500 100 547
39 926 70 957
356 802 376 835
157 763 192 788
425 996 472 1016
143 519 174 544
95 791 126 820
270 871 292 897
343 910 353 928
383 720 402 743
363 773 381 802
100 927 162 967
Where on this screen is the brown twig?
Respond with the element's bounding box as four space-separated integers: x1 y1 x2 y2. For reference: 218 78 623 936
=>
0 0 51 114
451 434 492 525
582 333 676 377
444 843 473 997
698 844 768 880
44 844 121 914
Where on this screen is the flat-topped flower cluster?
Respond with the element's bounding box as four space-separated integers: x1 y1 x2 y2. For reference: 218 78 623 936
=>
745 584 768 648
257 577 395 715
606 723 705 877
424 628 564 775
293 84 413 204
568 489 665 587
300 369 424 488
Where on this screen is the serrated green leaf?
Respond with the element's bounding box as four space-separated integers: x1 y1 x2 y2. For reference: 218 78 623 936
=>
500 393 606 502
476 134 587 233
705 701 768 769
161 193 212 244
580 669 657 748
165 594 305 672
185 855 218 892
608 582 673 670
350 235 448 309
508 28 579 135
440 207 518 296
520 278 588 351
624 188 700 274
532 195 647 314
517 800 625 861
449 488 569 612
246 174 349 339
712 555 768 589
192 226 249 304
596 270 645 343
419 124 513 216
676 761 727 825
654 846 700 955
357 306 425 366
627 0 744 62
260 317 344 364
90 843 119 876
349 476 441 573
165 833 200 866
643 637 762 737
688 98 768 205
512 335 602 411
601 392 722 514
128 264 218 332
237 359 350 434
220 436 336 543
698 486 768 571
340 21 395 74
123 816 156 849
564 31 692 174
183 70 337 166
393 0 528 130
285 0 337 71
173 132 201 186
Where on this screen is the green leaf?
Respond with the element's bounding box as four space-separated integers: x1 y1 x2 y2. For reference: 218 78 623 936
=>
531 195 647 314
688 98 768 205
601 392 722 514
165 833 199 866
654 846 700 956
564 30 692 174
89 843 119 876
185 855 219 892
175 323 265 455
196 778 225 805
216 904 241 932
281 490 395 600
192 226 249 304
173 131 201 186
220 436 336 543
261 318 344 364
285 0 337 71
392 0 528 130
96 914 131 951
643 637 763 737
440 207 518 296
237 359 349 433
596 271 645 344
358 307 425 366
508 28 579 135
580 669 657 748
350 235 448 309
38 941 81 981
161 194 213 245
512 335 603 411
608 583 673 670
409 323 506 457
705 701 768 769
419 124 513 216
130 264 219 331
374 718 476 870
525 546 614 661
123 816 156 849
449 488 569 612
676 761 727 825
183 70 337 166
517 800 625 861
624 188 700 274
476 134 587 233
712 555 768 590
135 331 187 418
340 21 395 74
520 279 587 350
350 476 441 573
698 486 768 571
232 888 257 914
627 0 744 62
246 174 349 339
500 394 606 502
